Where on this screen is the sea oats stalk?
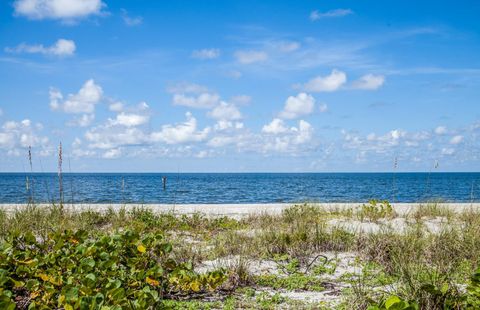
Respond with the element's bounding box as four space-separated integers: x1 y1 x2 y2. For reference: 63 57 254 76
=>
392 156 398 203
58 142 63 207
27 146 35 204
425 160 439 201
122 176 125 205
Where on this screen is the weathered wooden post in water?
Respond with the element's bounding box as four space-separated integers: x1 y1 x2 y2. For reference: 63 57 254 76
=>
162 176 167 190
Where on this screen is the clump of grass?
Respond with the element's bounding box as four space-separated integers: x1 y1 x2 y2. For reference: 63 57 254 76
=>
357 200 396 222
411 202 454 221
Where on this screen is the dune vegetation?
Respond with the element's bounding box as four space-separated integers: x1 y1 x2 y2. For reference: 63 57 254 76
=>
1 201 480 309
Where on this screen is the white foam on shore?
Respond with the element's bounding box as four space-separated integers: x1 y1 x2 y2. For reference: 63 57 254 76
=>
1 203 480 217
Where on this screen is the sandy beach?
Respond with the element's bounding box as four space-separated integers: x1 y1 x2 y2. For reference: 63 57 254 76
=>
2 202 480 217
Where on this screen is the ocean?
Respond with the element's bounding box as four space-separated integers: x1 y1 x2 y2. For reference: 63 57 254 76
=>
0 172 479 204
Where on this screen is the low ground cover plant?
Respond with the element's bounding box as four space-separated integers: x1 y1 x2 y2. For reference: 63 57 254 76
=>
358 200 395 221
0 229 227 309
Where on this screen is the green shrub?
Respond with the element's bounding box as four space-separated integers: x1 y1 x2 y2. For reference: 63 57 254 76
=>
358 200 395 221
0 229 226 309
368 295 419 310
466 267 480 308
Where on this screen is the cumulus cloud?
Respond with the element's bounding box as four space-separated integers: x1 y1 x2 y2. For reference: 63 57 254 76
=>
150 112 210 144
441 147 455 155
234 50 268 64
50 79 103 114
68 114 94 127
102 148 121 159
279 93 315 119
108 101 124 112
339 124 475 165
0 119 49 155
310 9 353 21
303 69 347 92
262 118 288 134
173 93 220 109
343 129 408 155
434 126 447 135
5 39 76 57
213 120 244 131
351 74 385 90
192 48 220 59
450 135 463 145
168 82 220 109
208 102 242 121
13 0 104 21
85 125 146 150
262 120 314 153
110 112 149 127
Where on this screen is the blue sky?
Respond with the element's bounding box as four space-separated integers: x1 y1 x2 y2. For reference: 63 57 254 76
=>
0 0 479 172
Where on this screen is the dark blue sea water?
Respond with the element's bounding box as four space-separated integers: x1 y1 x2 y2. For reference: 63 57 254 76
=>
0 173 479 204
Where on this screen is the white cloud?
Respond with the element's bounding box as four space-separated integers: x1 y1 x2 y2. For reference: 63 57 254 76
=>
303 69 347 92
262 118 288 134
50 79 103 114
14 0 104 21
5 39 76 57
213 120 244 131
208 102 242 121
194 150 206 158
310 9 353 21
173 93 220 109
343 129 407 154
0 119 49 153
103 148 121 159
137 101 149 110
121 9 142 26
279 93 315 119
168 82 220 109
351 74 385 90
234 50 268 64
441 147 455 155
85 125 146 150
110 112 149 127
293 120 313 144
109 101 124 112
450 135 463 144
68 114 94 127
262 120 314 153
339 124 477 164
434 126 447 135
192 48 220 59
150 112 210 144
207 135 237 148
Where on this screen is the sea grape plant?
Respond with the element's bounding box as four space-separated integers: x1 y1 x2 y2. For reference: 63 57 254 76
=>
0 229 226 309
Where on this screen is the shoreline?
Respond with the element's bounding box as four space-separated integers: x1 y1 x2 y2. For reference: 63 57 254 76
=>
1 202 480 217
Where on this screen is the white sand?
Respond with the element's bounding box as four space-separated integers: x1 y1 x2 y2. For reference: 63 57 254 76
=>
1 203 479 217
